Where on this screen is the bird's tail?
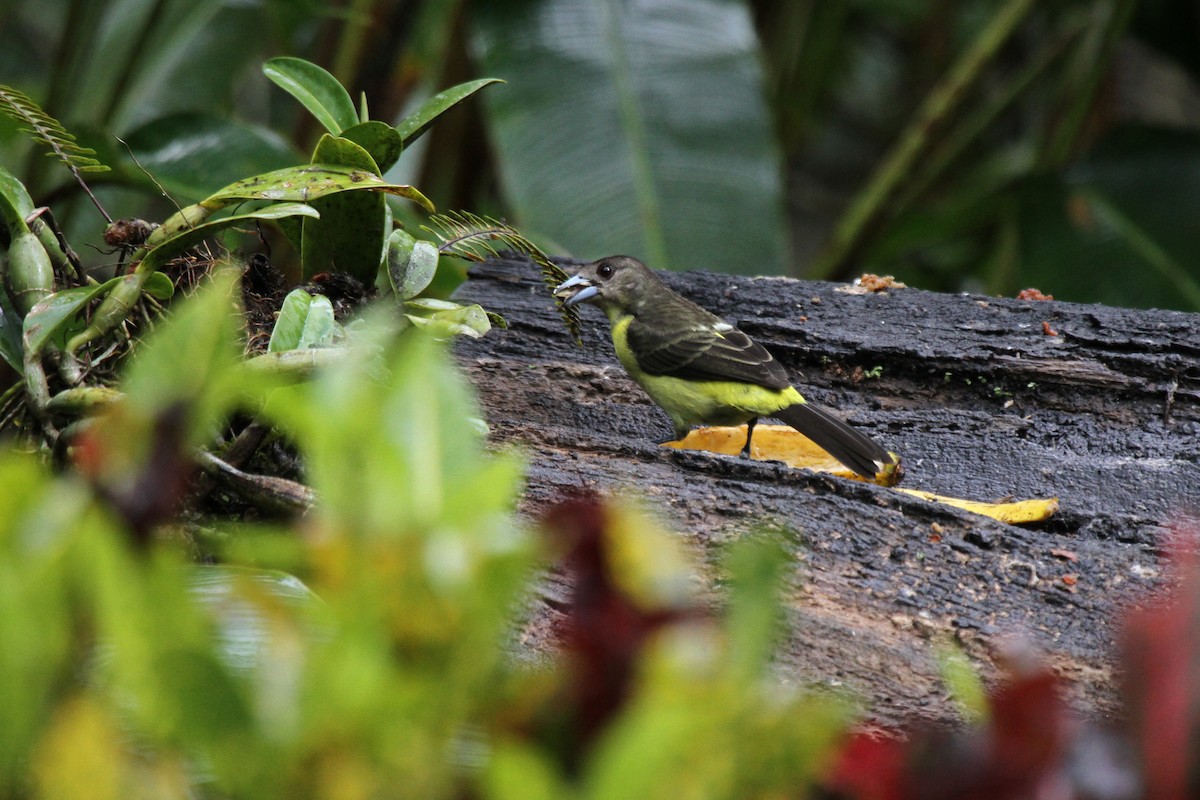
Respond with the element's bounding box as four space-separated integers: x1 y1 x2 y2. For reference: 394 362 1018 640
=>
773 402 896 480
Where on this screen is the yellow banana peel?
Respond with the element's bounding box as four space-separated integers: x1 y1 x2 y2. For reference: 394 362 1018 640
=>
664 424 1057 524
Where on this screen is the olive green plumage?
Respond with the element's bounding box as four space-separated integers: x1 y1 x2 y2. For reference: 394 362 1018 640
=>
554 255 894 479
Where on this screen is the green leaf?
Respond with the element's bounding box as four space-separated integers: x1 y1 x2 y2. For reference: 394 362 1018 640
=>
0 455 83 779
483 742 569 800
382 227 415 298
268 290 338 352
23 280 116 355
51 0 239 131
0 288 23 371
267 289 312 353
298 295 337 348
0 164 34 230
386 231 439 300
341 120 404 174
264 319 524 536
404 298 492 338
147 204 321 269
0 83 109 174
938 645 988 724
722 533 788 681
263 56 358 135
143 272 175 300
308 134 378 173
203 164 432 212
4 230 53 314
119 268 244 443
404 241 440 299
121 112 298 202
471 0 786 273
153 647 253 745
301 136 388 283
422 210 581 341
395 77 505 148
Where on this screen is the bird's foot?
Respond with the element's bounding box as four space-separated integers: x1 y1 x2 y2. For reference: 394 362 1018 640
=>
739 418 758 459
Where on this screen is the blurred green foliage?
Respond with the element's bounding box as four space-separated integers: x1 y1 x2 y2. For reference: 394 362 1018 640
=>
757 0 1200 311
0 273 856 797
4 0 1200 307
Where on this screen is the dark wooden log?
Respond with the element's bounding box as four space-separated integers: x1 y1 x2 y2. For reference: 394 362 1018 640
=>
454 255 1200 725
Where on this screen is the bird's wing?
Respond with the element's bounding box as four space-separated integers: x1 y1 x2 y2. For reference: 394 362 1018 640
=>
626 301 791 389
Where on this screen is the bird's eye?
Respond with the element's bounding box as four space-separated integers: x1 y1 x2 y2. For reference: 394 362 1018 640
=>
597 263 614 279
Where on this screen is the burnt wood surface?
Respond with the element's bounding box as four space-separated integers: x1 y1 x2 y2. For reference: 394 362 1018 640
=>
454 255 1200 724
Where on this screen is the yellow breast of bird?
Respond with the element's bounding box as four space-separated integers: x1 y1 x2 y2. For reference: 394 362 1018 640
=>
609 315 799 428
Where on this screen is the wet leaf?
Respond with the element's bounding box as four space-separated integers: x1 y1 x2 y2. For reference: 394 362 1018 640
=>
471 1 786 273
341 120 404 174
263 56 357 135
202 164 432 211
0 163 34 228
23 281 116 355
0 289 22 370
301 135 387 283
387 233 439 300
395 77 505 148
297 295 337 349
268 289 313 353
404 298 492 338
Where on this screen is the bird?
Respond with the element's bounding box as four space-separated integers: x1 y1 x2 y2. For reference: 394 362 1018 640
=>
553 255 898 480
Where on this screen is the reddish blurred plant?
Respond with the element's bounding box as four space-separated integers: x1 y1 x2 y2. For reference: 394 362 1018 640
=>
1120 532 1200 800
537 493 704 770
823 653 1078 800
823 524 1200 800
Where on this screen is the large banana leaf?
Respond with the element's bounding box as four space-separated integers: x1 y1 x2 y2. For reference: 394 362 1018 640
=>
471 0 787 275
121 112 298 201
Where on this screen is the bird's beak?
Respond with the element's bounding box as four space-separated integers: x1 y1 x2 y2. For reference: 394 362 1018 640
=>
554 274 599 307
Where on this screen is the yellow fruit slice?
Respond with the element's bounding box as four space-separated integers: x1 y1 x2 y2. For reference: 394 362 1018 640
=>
894 488 1059 524
663 424 1056 524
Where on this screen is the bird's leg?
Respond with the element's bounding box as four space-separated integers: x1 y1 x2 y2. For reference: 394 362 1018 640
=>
740 417 758 458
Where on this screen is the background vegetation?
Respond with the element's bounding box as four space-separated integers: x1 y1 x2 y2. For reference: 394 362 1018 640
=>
3 0 1200 307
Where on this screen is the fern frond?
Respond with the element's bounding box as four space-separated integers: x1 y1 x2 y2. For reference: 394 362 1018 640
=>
424 211 581 343
0 85 110 175
0 85 113 223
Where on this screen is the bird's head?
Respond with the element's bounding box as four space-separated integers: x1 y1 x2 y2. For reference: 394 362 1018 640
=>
553 255 656 311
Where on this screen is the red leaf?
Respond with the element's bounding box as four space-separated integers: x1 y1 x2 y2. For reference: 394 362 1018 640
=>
823 730 907 800
1120 532 1200 800
540 493 696 765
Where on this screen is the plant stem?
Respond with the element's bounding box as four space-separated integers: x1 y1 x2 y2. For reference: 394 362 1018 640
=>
1039 0 1136 168
894 19 1081 216
810 0 1038 280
